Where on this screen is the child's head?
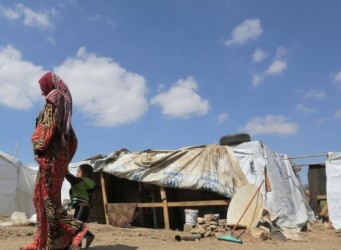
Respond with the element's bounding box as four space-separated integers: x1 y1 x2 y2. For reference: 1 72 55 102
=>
76 164 93 179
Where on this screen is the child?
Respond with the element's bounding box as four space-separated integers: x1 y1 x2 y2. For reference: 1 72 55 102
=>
65 164 96 249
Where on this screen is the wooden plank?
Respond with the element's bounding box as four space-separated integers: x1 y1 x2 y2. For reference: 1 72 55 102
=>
317 195 327 200
100 172 109 224
319 204 328 217
265 167 272 192
160 186 170 230
168 200 230 207
317 194 328 217
136 199 230 208
137 202 163 208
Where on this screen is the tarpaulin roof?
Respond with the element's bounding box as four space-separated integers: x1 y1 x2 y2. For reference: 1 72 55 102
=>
95 144 247 198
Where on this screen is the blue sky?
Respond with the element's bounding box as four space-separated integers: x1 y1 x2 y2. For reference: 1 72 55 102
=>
0 1 340 184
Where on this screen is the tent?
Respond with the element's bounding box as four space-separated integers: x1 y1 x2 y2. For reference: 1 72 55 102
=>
326 152 341 230
90 141 314 230
230 141 315 229
0 151 36 218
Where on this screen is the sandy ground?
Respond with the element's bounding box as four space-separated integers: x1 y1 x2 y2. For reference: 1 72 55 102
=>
1 222 340 250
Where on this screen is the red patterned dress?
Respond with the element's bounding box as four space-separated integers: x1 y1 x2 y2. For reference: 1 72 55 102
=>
26 89 83 248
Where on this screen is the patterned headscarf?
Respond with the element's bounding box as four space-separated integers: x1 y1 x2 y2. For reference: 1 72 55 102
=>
38 72 73 142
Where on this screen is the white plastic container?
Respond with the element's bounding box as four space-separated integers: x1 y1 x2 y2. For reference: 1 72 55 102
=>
184 209 199 225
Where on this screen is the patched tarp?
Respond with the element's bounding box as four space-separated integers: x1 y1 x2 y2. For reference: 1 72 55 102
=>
95 144 248 198
231 141 315 229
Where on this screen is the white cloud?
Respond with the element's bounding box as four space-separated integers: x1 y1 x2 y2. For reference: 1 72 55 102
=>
45 36 56 45
0 45 44 109
0 5 21 20
251 46 288 87
252 48 267 62
225 19 263 46
150 76 210 118
0 4 54 29
313 118 325 127
218 113 229 124
251 73 264 87
335 109 341 119
295 104 318 114
266 60 287 75
275 47 288 59
157 83 166 92
54 47 148 127
334 72 341 82
302 89 326 100
0 45 148 127
88 14 102 22
333 71 341 89
239 115 299 135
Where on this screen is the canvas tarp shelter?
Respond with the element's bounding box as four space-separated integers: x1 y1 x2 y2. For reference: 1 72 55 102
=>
93 142 314 230
0 151 36 218
95 144 247 198
326 152 341 230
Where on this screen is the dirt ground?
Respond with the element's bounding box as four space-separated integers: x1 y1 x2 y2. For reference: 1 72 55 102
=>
1 222 340 250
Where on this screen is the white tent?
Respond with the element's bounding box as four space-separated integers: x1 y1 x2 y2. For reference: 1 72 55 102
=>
230 141 315 230
326 152 341 230
0 151 36 217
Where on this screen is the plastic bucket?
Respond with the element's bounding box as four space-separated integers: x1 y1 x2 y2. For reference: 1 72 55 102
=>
184 209 198 225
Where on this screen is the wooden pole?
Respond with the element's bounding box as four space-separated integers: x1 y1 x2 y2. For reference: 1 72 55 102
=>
160 186 170 230
100 171 109 224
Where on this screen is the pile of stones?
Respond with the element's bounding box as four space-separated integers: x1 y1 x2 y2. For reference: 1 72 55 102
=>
188 214 229 238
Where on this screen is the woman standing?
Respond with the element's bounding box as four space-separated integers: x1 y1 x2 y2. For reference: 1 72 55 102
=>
22 72 88 250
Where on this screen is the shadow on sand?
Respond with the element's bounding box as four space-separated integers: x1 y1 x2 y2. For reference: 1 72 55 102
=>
91 244 138 250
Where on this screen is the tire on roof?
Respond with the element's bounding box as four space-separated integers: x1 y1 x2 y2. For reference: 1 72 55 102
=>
219 133 251 146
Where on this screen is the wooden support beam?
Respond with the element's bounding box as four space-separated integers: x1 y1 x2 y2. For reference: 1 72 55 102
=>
160 186 170 230
137 199 230 208
317 195 327 200
100 171 109 224
317 195 328 217
319 204 328 217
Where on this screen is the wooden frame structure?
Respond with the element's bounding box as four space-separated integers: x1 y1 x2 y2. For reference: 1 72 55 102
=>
100 172 230 229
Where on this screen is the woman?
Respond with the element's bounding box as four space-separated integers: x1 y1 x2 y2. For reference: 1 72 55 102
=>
22 72 88 250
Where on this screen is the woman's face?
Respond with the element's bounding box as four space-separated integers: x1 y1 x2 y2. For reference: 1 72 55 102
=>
40 85 50 96
39 73 55 96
